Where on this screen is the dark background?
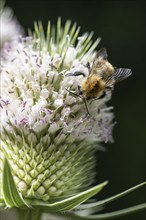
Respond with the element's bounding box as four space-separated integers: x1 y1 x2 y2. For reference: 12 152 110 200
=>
5 0 146 220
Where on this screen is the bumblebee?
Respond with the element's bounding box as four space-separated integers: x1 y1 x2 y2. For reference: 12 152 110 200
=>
66 48 132 114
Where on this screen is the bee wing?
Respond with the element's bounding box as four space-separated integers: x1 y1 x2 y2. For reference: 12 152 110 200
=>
89 48 108 76
114 68 132 82
106 77 116 88
96 48 108 60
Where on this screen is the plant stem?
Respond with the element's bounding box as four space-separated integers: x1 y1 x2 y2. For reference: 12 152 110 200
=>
17 207 42 220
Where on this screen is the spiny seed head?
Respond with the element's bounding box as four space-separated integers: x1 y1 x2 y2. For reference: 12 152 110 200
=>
0 19 114 202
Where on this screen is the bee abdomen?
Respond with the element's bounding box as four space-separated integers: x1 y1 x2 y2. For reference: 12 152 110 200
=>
81 75 106 98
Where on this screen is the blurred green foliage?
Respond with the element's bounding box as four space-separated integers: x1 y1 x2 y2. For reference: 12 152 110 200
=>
4 1 146 219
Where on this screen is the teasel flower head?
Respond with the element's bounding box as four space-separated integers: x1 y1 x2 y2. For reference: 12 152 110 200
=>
0 1 23 51
1 18 144 220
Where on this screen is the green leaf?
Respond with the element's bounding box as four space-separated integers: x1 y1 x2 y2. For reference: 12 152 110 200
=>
2 158 30 208
26 181 108 212
64 203 146 219
75 181 146 214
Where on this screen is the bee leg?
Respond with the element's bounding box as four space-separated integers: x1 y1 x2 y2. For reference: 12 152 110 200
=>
82 96 90 116
66 72 86 77
97 91 106 99
93 87 112 102
106 86 113 90
65 88 81 98
65 87 90 116
73 72 86 77
77 85 90 116
90 91 106 103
